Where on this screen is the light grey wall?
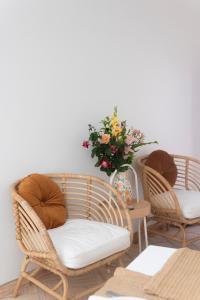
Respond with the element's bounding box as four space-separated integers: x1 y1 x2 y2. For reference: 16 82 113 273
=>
192 65 200 159
0 0 199 284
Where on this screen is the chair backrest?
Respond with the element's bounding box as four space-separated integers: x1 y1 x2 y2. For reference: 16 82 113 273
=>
47 174 131 229
136 155 182 217
173 155 200 191
143 165 181 213
137 154 200 192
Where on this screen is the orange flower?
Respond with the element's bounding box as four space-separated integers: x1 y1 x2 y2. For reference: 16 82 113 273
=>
101 134 110 144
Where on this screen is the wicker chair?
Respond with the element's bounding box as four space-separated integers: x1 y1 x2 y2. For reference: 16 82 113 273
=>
12 174 132 300
137 155 200 247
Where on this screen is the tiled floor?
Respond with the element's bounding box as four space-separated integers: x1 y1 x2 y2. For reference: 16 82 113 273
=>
2 224 200 300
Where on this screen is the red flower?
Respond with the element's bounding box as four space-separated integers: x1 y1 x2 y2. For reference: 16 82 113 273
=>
101 160 108 168
101 160 112 169
110 145 117 154
108 161 112 168
82 140 90 148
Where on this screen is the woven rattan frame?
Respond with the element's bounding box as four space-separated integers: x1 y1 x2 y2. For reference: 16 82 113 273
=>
12 173 132 300
137 154 200 247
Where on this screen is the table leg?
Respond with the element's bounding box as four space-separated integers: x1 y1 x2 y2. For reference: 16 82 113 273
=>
138 219 142 253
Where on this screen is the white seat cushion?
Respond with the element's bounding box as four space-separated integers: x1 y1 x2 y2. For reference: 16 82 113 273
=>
175 189 200 219
48 219 130 269
152 189 200 219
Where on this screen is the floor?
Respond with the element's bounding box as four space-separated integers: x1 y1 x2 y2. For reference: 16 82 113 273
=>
2 223 200 300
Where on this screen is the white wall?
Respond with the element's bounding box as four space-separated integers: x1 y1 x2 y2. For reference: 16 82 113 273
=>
192 64 200 158
0 0 199 284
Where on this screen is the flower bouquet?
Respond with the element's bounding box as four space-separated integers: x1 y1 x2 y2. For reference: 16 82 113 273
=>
83 107 157 176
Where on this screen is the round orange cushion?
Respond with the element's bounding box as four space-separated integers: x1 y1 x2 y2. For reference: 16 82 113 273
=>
17 174 67 229
145 150 177 187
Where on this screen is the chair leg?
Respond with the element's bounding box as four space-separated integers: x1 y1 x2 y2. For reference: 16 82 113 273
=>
50 273 68 300
166 224 170 231
13 256 30 297
148 218 191 247
143 217 148 248
118 257 124 267
180 224 187 247
13 256 68 300
59 274 68 300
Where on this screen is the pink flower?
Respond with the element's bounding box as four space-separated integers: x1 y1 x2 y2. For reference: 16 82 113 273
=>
124 145 131 154
126 135 137 145
124 145 134 154
82 140 90 148
101 160 112 169
132 129 144 138
101 160 108 168
132 129 141 135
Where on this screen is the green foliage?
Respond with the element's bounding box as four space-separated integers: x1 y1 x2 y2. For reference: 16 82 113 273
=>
83 108 158 176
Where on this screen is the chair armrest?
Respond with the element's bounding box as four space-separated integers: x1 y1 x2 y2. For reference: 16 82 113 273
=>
12 190 57 259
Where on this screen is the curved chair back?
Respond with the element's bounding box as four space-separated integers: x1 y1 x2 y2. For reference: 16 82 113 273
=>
143 165 182 217
173 155 200 191
137 154 200 192
136 155 185 218
47 174 131 228
12 174 133 262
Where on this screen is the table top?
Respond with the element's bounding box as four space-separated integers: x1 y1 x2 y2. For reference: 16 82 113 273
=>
127 245 176 275
128 200 151 218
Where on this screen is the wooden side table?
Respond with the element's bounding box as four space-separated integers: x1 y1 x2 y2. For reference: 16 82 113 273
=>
128 200 151 252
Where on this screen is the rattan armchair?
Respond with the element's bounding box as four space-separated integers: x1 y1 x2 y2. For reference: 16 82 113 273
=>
137 155 200 247
12 174 132 300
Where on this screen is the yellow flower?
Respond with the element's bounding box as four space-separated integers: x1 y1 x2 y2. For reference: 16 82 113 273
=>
110 116 119 127
112 126 122 137
101 134 110 144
